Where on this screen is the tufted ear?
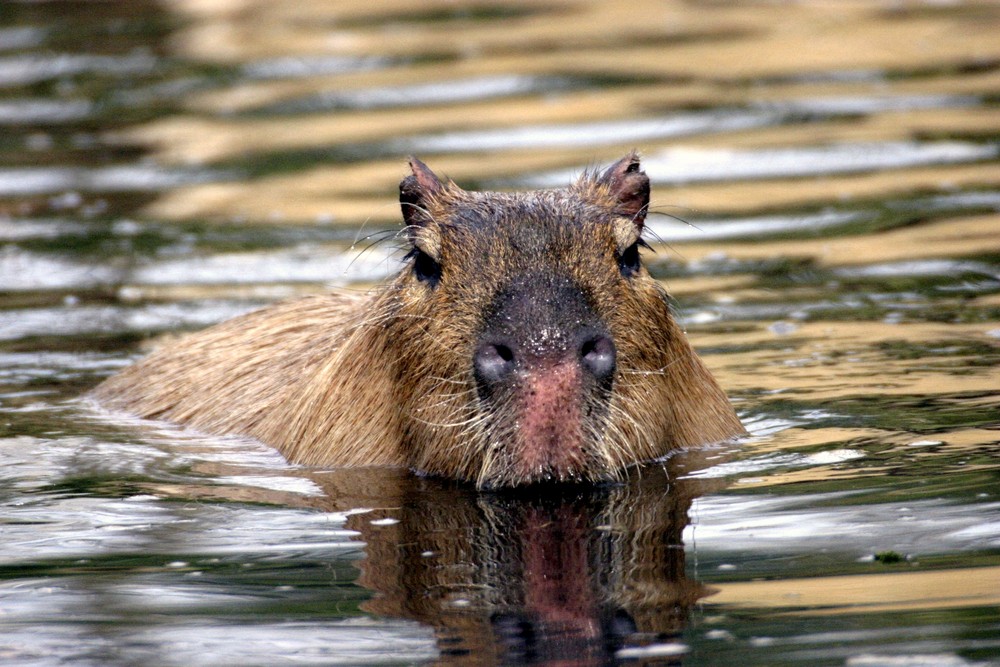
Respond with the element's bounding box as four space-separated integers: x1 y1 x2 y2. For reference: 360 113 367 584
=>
597 152 650 232
399 156 445 230
400 156 452 259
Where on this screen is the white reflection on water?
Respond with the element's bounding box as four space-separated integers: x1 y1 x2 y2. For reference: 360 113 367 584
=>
396 93 982 156
752 93 979 116
0 352 127 385
529 141 999 186
0 247 119 290
0 164 226 196
0 218 88 241
646 209 862 242
684 448 865 480
399 109 777 152
0 51 156 87
118 620 439 666
0 430 356 565
241 55 388 80
686 493 1000 556
0 243 398 293
833 259 1000 279
0 419 432 665
0 26 46 51
890 190 1000 212
0 302 259 341
642 140 999 183
272 74 558 112
0 99 92 124
132 244 399 286
0 593 437 666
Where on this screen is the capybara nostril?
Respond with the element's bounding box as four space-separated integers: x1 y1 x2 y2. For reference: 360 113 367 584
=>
579 334 616 385
474 341 517 385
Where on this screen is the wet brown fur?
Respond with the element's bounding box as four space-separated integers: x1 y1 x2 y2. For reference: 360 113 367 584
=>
91 154 745 487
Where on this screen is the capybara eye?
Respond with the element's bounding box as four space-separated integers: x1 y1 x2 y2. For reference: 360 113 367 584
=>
618 241 642 277
410 248 442 287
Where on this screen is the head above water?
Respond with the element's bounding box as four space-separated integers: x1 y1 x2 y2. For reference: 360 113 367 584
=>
387 153 743 488
90 153 743 490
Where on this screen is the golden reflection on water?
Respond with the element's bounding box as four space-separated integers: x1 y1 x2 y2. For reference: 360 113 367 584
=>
676 214 1000 266
168 0 998 73
708 565 1000 614
138 0 1000 226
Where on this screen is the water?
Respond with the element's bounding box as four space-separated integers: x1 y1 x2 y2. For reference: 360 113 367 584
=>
1 0 999 664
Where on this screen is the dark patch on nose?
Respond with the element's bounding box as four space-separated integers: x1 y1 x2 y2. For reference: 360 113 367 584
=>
473 274 616 395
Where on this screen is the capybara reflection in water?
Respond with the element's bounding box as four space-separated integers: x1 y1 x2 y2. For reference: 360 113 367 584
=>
92 154 744 488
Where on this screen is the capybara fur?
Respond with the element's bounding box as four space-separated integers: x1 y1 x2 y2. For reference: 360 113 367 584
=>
91 153 745 488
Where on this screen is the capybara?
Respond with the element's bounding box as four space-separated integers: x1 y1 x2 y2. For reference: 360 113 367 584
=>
91 153 744 488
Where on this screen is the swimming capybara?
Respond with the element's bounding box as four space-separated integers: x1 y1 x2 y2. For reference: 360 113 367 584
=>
91 153 744 488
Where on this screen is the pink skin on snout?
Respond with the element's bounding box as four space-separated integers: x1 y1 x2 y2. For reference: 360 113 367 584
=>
516 359 586 479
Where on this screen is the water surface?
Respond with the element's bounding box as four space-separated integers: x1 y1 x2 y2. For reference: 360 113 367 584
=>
1 1 999 665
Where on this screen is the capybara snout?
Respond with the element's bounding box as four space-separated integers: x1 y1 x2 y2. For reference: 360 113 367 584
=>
472 273 617 390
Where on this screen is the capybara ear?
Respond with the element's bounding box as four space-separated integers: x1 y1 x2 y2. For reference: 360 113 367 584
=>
399 156 444 229
597 152 650 231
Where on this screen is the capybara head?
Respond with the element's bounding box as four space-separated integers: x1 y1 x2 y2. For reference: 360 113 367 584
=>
379 153 740 489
